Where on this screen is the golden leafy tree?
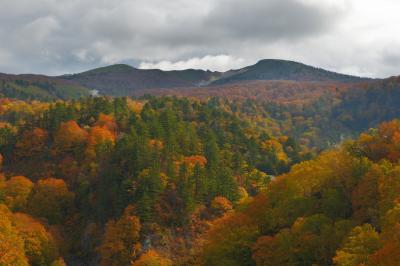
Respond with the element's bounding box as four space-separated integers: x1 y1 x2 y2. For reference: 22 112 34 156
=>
377 165 400 216
99 205 141 266
261 139 288 163
333 224 381 266
12 212 58 265
0 204 29 266
199 213 258 266
27 178 74 224
351 164 381 224
210 196 233 217
132 249 172 266
3 175 34 211
50 257 67 266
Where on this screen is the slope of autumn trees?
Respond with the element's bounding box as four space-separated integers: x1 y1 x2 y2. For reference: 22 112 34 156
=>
0 96 311 265
195 120 400 266
2 93 400 265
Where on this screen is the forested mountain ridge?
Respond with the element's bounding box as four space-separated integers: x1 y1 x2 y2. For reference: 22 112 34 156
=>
196 119 400 266
60 59 369 96
0 73 90 100
209 59 368 85
0 59 371 100
60 64 222 96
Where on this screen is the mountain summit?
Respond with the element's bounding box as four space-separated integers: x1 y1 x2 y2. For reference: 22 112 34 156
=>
210 59 366 85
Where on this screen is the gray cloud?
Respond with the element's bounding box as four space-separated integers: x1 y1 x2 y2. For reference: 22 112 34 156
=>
0 0 399 78
206 0 341 41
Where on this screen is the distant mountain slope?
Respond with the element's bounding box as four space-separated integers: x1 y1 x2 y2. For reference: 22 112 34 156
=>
0 73 90 100
61 64 221 96
331 76 400 131
128 80 352 104
59 60 368 96
210 59 367 85
0 59 373 100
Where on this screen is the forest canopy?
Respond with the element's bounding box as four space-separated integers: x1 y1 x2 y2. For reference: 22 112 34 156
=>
0 94 399 265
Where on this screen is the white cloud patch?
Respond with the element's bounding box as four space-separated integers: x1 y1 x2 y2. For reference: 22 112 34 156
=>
139 55 248 72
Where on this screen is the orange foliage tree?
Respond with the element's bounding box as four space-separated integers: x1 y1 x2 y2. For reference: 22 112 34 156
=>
183 155 207 168
368 224 400 266
86 126 115 159
53 121 87 155
14 128 48 159
353 120 400 162
95 114 118 135
252 235 287 266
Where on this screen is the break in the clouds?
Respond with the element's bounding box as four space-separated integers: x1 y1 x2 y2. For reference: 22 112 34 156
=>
0 0 399 77
139 55 246 72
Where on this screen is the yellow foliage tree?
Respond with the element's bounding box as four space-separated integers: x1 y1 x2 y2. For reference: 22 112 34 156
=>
3 176 34 211
333 224 381 266
0 204 29 266
12 213 58 265
132 250 172 266
50 257 67 266
99 205 141 266
27 178 74 224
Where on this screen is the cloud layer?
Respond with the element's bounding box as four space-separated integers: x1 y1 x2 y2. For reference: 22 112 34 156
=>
139 55 246 72
0 0 399 77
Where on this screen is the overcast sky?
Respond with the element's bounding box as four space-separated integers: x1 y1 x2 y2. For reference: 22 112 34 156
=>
0 0 399 78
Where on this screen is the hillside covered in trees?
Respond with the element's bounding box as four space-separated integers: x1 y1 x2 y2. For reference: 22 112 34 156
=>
0 59 369 100
0 96 312 265
0 89 400 265
0 74 90 101
196 119 400 266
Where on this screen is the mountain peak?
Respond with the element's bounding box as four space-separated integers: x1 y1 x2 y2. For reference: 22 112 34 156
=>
81 64 137 75
255 58 300 64
210 59 366 85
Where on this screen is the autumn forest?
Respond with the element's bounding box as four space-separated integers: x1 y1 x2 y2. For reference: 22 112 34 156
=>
0 68 400 266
